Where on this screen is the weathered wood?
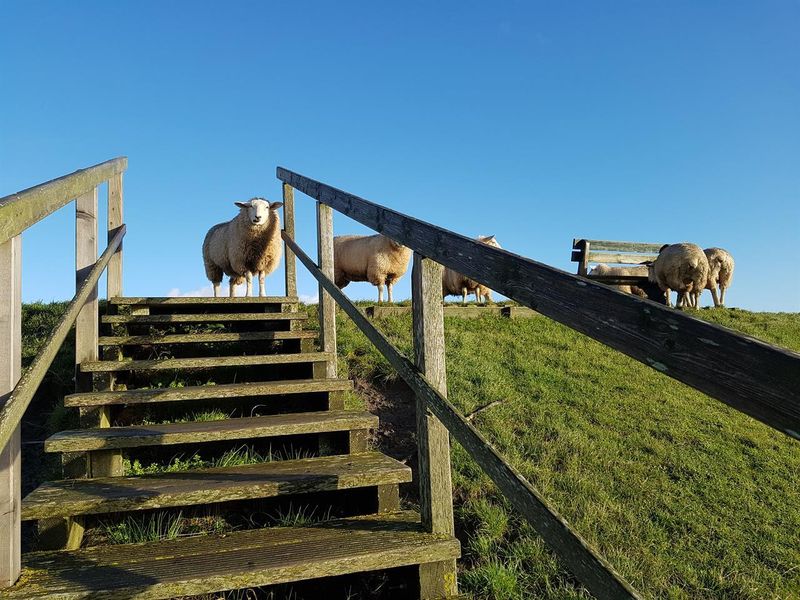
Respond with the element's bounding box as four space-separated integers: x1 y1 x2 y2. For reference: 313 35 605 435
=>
106 173 124 299
64 378 352 408
419 559 459 599
0 236 21 588
98 330 317 346
283 183 297 297
0 157 127 244
45 411 378 453
366 305 537 319
3 511 459 600
101 312 306 324
0 226 125 455
283 233 642 599
576 239 590 276
36 517 84 551
585 251 659 265
109 296 298 305
21 452 411 520
317 202 337 378
278 168 800 440
75 188 99 394
377 484 400 512
573 239 664 253
80 352 333 373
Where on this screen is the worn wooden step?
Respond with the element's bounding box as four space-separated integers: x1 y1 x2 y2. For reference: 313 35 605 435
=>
63 378 352 408
110 296 299 305
2 511 459 600
44 410 378 453
102 312 307 324
80 352 332 373
98 330 317 346
21 452 410 521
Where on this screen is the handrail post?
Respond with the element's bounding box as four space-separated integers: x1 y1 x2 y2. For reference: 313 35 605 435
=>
316 202 337 378
283 183 297 298
412 252 457 598
75 188 99 395
107 173 124 300
0 235 21 588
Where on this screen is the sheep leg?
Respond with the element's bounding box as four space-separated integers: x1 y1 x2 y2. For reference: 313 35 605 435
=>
377 284 384 303
719 285 726 306
664 288 672 308
484 289 493 304
461 287 468 306
212 282 220 297
710 287 720 308
259 271 266 297
387 282 393 304
229 280 236 297
245 272 253 297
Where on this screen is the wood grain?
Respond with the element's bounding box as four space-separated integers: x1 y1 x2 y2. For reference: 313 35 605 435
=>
106 173 124 299
80 352 333 373
316 201 337 378
283 183 297 297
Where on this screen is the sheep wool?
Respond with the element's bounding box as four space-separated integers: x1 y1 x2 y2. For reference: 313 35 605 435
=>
588 263 649 298
333 234 412 303
442 235 502 304
647 243 709 308
703 247 735 307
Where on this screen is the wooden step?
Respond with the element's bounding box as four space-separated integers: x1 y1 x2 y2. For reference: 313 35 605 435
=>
21 452 410 521
98 330 317 346
63 378 353 408
110 296 299 305
44 411 378 453
80 352 332 373
101 312 307 324
2 512 459 599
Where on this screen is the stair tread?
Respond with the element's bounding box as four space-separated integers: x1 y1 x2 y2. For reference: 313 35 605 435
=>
64 378 353 407
2 511 459 600
102 312 307 323
21 452 410 520
80 352 332 372
110 296 299 305
45 411 378 452
99 330 317 345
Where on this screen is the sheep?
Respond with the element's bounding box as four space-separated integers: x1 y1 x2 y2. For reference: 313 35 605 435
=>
645 243 710 308
701 247 735 307
202 197 284 297
333 234 412 303
442 235 502 304
588 263 649 298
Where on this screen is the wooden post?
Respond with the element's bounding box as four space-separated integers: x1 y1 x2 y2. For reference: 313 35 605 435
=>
577 239 590 276
316 202 337 379
411 253 457 598
282 183 297 298
0 235 21 588
107 173 123 300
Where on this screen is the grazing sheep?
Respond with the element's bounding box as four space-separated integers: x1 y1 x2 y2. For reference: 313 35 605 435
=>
646 243 710 308
202 197 284 297
701 247 735 307
333 234 412 303
442 235 502 304
588 263 649 298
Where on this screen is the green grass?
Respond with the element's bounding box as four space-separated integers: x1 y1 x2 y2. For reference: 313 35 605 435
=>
331 304 800 600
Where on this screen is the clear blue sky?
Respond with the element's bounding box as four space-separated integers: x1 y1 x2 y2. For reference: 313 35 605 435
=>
2 1 798 311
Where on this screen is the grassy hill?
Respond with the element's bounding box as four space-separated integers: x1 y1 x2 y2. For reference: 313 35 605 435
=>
330 305 800 600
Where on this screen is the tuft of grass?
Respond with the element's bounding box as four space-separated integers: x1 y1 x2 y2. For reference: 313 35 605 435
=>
270 503 333 528
101 511 185 545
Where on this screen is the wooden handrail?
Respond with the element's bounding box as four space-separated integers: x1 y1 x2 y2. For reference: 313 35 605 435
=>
283 232 643 599
276 167 800 440
0 157 127 244
0 225 126 453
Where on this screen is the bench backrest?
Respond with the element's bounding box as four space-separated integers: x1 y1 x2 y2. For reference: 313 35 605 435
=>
572 239 662 275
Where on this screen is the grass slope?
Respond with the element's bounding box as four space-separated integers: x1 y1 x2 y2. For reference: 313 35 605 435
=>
333 305 800 600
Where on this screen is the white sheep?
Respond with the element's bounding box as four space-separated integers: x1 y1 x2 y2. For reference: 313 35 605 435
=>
333 234 412 303
701 247 735 307
442 235 502 304
588 263 649 298
646 243 710 308
202 197 284 297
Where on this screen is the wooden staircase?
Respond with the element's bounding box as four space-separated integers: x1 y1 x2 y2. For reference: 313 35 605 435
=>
3 296 459 599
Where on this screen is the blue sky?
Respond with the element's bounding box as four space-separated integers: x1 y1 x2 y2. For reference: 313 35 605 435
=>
1 1 798 310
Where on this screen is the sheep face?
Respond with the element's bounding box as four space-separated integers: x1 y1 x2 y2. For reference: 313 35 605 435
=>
235 198 282 226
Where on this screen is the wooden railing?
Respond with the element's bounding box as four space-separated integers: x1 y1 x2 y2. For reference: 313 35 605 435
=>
277 167 800 599
0 157 127 587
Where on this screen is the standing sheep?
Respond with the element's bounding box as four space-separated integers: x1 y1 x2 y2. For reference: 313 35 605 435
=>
442 235 502 304
646 243 709 309
202 197 284 297
588 263 649 298
701 247 735 307
333 234 412 303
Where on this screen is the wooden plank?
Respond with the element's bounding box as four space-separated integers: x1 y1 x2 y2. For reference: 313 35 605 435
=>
21 452 412 520
98 330 317 346
101 312 307 324
316 201 337 378
277 168 800 440
80 352 333 373
64 378 353 408
109 296 298 305
0 236 21 588
580 239 664 253
283 183 297 297
586 251 658 265
106 173 123 300
367 305 536 319
283 233 643 599
0 226 126 455
0 157 127 244
577 239 590 275
75 188 99 394
44 411 378 452
3 511 459 600
412 254 457 596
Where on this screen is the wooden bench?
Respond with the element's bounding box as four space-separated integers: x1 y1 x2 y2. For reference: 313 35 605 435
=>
571 238 666 303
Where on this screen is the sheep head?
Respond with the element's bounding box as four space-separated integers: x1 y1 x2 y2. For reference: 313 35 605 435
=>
234 198 284 226
478 235 501 249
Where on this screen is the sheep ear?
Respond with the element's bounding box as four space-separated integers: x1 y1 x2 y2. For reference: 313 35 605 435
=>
270 202 284 210
485 235 496 242
234 201 249 208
